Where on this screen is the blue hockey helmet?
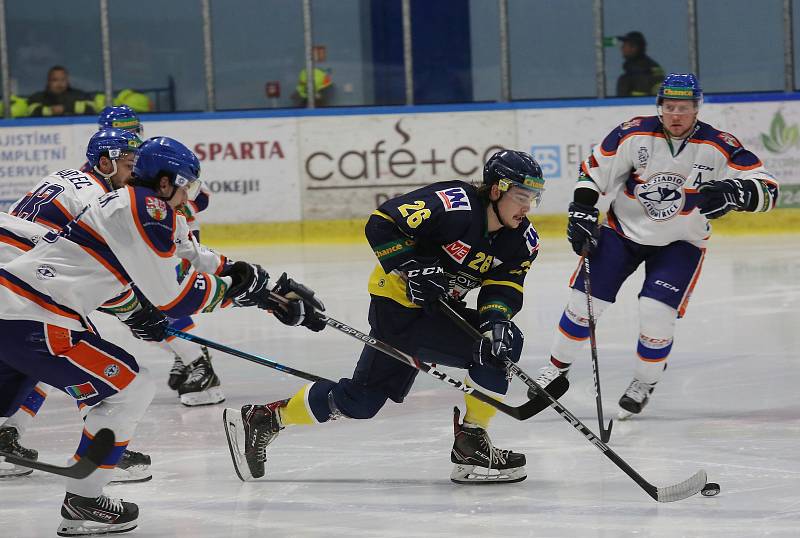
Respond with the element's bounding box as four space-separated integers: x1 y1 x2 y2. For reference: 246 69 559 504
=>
132 136 202 200
483 150 545 207
657 73 703 105
97 105 143 135
85 128 142 169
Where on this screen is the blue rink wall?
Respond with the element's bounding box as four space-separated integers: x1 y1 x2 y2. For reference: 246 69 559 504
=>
1 94 799 244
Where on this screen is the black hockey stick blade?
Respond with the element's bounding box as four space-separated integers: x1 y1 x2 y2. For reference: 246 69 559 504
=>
1 428 115 479
519 375 569 419
600 420 613 443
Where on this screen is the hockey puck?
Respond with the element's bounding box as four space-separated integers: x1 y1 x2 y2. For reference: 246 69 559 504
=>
701 482 720 497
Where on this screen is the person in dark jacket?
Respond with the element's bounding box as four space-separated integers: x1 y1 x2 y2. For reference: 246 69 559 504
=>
27 65 96 117
616 31 664 97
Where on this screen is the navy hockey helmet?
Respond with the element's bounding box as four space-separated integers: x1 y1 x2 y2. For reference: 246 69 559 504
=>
85 128 141 169
132 136 202 200
483 150 546 207
657 73 703 105
97 105 143 135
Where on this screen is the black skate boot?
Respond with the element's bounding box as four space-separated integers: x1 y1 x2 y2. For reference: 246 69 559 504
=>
223 401 286 482
527 358 571 400
450 407 526 484
57 492 138 536
618 378 656 420
167 355 188 391
109 449 152 484
178 347 225 406
0 426 37 478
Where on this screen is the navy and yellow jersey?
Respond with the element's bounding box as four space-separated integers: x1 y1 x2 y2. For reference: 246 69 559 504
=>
365 181 540 324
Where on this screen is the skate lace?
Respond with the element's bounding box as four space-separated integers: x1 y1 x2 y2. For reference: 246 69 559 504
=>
478 432 509 467
535 365 562 386
625 380 652 403
169 357 186 374
185 362 208 383
97 495 123 513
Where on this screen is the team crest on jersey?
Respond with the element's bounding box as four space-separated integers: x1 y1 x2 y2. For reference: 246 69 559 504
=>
717 132 740 147
442 240 471 263
35 264 56 280
436 187 471 211
635 172 687 221
620 118 642 130
145 196 168 221
103 364 120 378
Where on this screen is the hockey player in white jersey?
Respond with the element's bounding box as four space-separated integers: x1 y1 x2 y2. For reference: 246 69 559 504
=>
0 136 324 535
532 73 779 419
0 128 151 481
96 105 222 404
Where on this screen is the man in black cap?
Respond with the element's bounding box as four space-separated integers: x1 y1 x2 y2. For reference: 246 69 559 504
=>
616 31 664 97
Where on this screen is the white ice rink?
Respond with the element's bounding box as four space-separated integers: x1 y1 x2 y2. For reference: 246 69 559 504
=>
2 234 799 538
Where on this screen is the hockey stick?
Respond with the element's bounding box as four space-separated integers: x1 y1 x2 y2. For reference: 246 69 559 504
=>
165 328 333 384
319 313 566 421
582 250 613 443
439 299 707 502
260 284 565 421
0 428 115 479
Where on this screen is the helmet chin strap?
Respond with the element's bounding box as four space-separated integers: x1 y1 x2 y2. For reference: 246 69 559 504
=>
93 160 118 190
490 193 512 229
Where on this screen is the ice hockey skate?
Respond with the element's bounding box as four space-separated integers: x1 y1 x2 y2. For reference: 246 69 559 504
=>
57 492 138 536
178 347 225 406
617 378 656 420
450 407 526 484
109 449 152 484
223 402 285 481
0 426 37 478
167 354 188 391
526 361 570 401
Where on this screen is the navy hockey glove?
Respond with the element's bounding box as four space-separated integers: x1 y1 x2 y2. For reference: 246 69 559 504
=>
122 300 168 342
473 320 517 369
567 202 599 255
401 258 448 312
222 261 270 308
268 272 327 332
698 179 751 219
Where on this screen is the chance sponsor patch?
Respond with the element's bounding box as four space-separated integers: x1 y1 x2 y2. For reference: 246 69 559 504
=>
145 196 168 221
436 187 471 211
65 381 98 400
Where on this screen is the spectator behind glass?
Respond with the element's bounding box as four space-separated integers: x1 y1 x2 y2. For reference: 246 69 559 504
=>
616 31 664 97
27 65 96 117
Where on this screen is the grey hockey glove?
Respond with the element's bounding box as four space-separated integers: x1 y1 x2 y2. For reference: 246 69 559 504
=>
473 319 517 369
222 261 270 308
267 272 327 332
121 300 169 342
567 202 599 255
401 258 448 313
698 179 751 219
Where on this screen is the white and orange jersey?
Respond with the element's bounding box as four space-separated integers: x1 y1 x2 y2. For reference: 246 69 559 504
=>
0 186 231 332
579 116 779 247
0 212 47 264
8 168 114 231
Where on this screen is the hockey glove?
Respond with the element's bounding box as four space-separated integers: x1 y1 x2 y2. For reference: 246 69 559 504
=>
401 258 448 313
698 179 751 219
473 319 517 369
222 261 270 308
567 202 600 256
268 272 327 332
121 300 169 342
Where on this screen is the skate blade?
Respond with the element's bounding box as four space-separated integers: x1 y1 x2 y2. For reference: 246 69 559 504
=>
56 518 137 536
109 465 153 484
222 408 254 482
450 464 527 485
0 466 33 478
180 386 225 407
617 408 636 421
